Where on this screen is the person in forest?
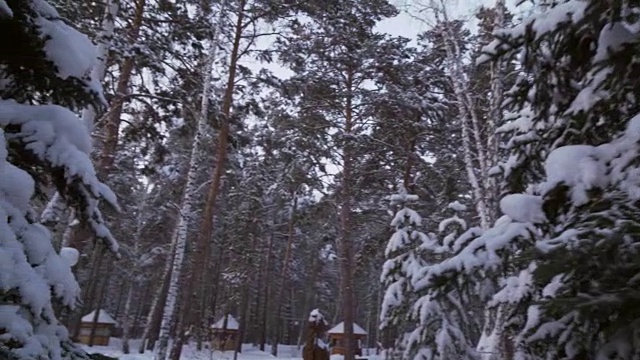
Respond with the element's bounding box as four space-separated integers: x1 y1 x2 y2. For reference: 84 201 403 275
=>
303 309 330 360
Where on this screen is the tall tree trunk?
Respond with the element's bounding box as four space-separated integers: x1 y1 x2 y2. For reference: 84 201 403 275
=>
259 229 275 351
70 244 106 339
95 0 146 177
139 243 174 353
154 1 235 358
470 2 511 358
402 138 417 192
432 0 494 229
252 242 266 346
209 244 226 323
88 270 110 347
296 253 321 349
234 279 252 360
154 207 193 359
121 282 136 354
169 1 245 358
339 70 357 360
121 183 149 353
271 194 299 357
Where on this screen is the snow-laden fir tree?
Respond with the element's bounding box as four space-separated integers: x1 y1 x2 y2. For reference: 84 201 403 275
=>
0 0 119 359
399 198 480 360
380 187 430 356
404 1 640 359
480 0 640 358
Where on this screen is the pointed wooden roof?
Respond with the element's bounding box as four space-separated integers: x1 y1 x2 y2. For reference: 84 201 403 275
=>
328 321 367 335
211 314 240 330
81 309 117 325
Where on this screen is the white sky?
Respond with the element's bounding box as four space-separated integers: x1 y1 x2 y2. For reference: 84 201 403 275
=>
253 0 529 79
376 0 530 40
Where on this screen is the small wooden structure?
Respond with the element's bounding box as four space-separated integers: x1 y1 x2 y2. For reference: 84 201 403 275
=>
210 314 240 351
328 321 367 356
77 309 117 346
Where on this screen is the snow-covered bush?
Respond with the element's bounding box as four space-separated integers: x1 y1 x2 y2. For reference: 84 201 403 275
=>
0 1 119 359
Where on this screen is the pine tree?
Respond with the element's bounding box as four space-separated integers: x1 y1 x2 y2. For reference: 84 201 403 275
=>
0 1 118 358
274 2 408 357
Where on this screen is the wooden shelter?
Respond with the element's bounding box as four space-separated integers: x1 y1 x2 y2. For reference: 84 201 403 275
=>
210 314 240 351
77 309 117 346
327 321 367 356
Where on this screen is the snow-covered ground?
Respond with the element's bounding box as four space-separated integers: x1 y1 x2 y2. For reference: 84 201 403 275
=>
78 339 382 360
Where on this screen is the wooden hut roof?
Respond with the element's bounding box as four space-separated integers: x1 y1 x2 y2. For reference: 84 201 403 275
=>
81 309 117 325
211 314 240 330
327 322 367 335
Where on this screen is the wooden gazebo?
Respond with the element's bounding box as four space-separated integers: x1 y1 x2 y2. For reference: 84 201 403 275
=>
327 321 367 356
210 314 240 351
77 309 117 346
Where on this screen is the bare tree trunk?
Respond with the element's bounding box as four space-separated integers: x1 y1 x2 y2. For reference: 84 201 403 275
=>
70 244 105 339
339 70 357 360
271 194 299 357
252 244 266 346
154 2 237 357
234 280 251 360
88 272 110 347
259 230 275 351
296 253 320 349
154 216 191 359
433 0 493 229
169 2 246 358
139 244 174 353
121 282 136 353
95 0 146 176
402 138 417 192
132 281 148 338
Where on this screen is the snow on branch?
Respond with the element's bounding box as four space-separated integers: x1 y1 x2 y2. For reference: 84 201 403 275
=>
0 100 120 254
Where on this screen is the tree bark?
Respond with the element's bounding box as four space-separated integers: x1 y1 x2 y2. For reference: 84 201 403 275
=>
296 253 321 349
96 0 146 177
339 70 357 360
169 1 244 358
139 243 174 353
121 282 136 353
259 229 275 351
271 194 299 357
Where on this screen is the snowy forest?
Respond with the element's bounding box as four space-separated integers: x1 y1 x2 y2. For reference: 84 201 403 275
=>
2 0 640 359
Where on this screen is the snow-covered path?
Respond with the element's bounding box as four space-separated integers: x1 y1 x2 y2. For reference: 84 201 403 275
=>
78 339 361 360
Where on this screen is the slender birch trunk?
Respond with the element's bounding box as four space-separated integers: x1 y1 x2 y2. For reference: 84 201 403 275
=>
139 239 175 353
170 2 246 358
435 2 492 229
154 2 229 358
153 103 213 359
477 3 511 358
121 283 136 353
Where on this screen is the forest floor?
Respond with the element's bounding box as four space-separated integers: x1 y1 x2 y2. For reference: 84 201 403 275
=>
78 339 381 360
